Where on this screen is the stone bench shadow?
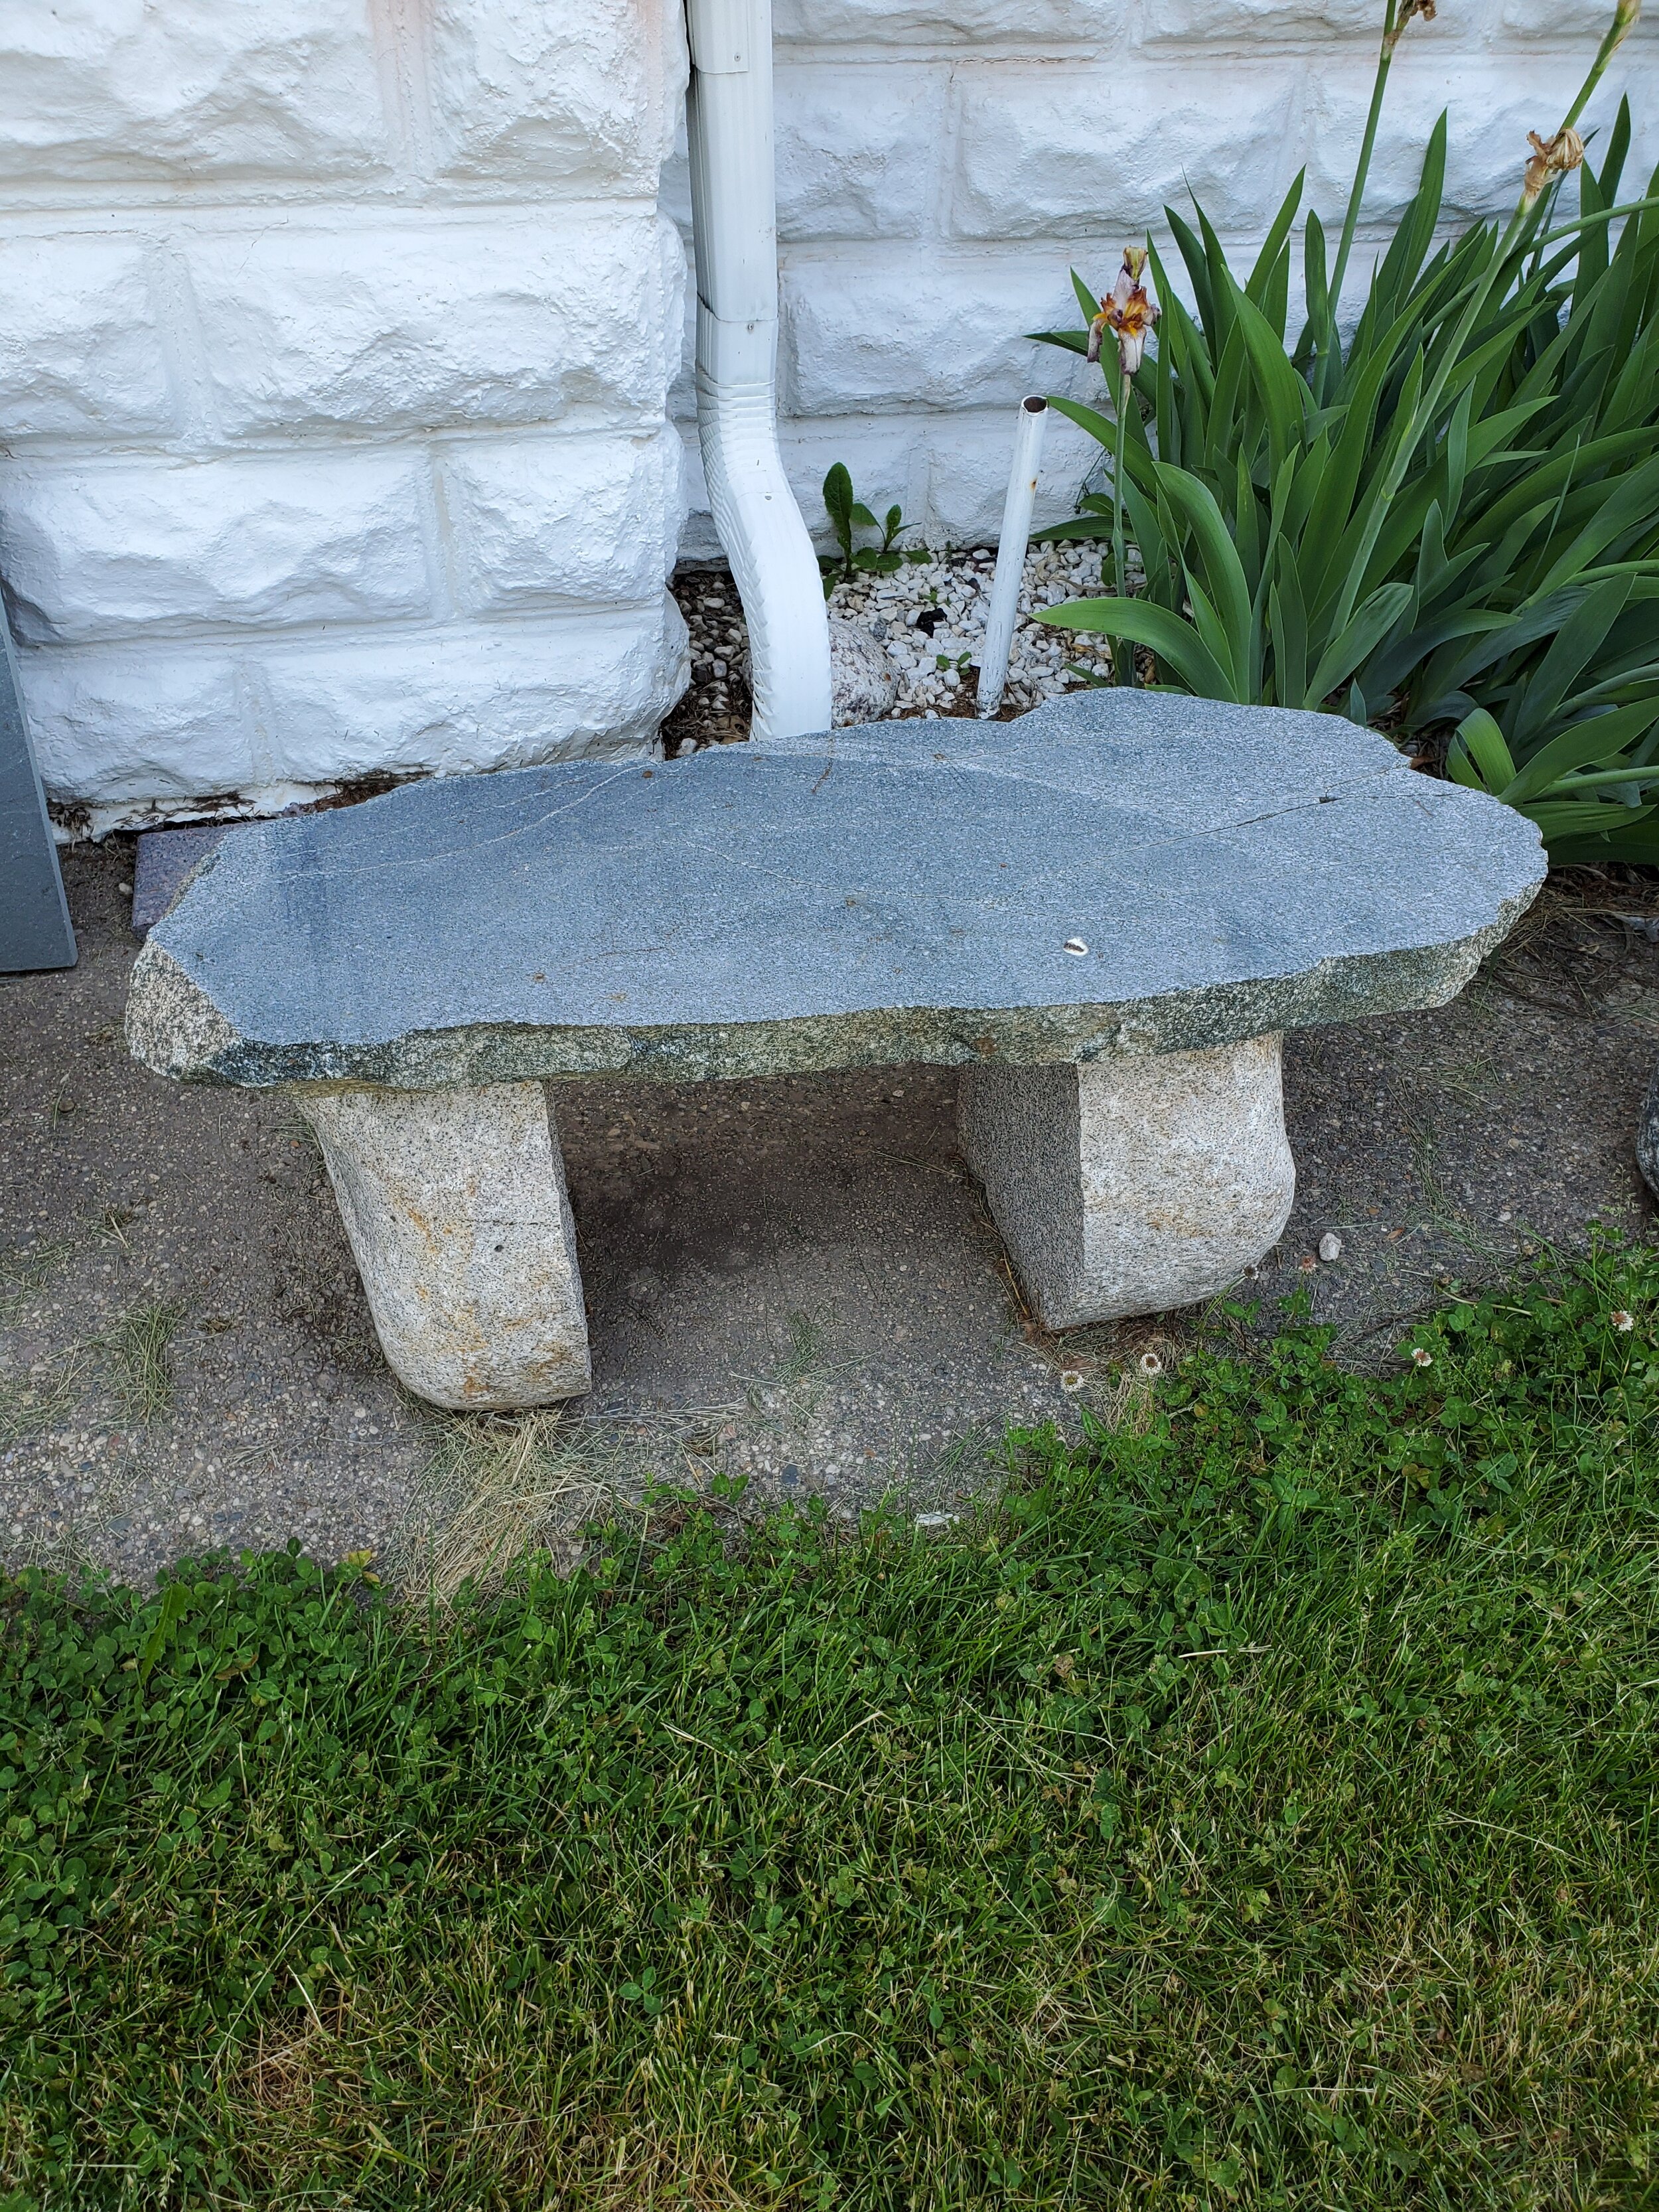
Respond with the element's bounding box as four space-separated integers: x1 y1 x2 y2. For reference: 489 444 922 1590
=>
125 692 1544 1409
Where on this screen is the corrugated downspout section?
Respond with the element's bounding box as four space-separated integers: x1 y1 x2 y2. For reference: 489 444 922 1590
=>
685 0 832 742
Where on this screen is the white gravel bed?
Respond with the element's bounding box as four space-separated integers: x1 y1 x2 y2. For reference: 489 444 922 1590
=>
678 538 1119 730
828 538 1116 717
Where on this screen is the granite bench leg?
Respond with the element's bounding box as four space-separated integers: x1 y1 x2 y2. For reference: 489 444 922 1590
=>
958 1034 1295 1330
291 1080 591 1410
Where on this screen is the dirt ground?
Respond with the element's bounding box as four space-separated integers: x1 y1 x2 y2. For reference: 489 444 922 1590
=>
4 830 1657 1593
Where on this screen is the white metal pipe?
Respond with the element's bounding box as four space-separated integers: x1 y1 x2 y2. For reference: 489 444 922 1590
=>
977 396 1048 719
685 0 832 743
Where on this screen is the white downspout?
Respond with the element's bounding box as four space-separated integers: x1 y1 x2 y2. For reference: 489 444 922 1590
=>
684 0 832 742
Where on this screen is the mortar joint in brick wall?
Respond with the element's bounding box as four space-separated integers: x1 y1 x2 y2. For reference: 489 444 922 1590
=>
236 658 281 793
364 0 439 184
426 451 473 623
18 603 679 663
933 63 969 241
145 240 219 453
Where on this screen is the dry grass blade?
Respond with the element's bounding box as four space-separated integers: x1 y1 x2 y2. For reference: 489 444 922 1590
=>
98 1299 185 1422
405 1410 607 1602
1088 1361 1167 1435
0 1234 76 1324
397 1400 751 1601
0 1347 86 1450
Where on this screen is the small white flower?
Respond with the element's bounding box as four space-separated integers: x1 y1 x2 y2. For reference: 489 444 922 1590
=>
1060 1369 1086 1393
1411 1347 1433 1368
1138 1351 1163 1378
1612 1309 1636 1333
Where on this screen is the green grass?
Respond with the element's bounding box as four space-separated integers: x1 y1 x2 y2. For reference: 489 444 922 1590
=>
5 1246 1659 2208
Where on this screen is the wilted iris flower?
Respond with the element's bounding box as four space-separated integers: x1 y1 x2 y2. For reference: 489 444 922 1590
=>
1522 125 1587 206
1087 248 1159 376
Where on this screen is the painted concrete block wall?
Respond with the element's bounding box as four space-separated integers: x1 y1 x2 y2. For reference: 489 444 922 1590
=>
678 0 1658 557
0 1 690 822
4 2 1654 810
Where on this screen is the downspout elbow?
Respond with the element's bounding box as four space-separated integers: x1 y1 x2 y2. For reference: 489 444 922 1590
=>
684 0 832 743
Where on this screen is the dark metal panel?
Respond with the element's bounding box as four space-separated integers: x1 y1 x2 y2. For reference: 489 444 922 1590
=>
0 598 74 972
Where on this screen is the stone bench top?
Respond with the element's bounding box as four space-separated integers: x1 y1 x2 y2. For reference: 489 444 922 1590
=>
125 690 1544 1092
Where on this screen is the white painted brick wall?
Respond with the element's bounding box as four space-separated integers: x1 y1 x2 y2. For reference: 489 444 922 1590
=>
427 0 682 189
186 217 682 438
31 611 682 806
0 1 394 184
0 240 174 439
772 66 944 240
3 454 436 644
3 0 1653 809
0 0 689 818
682 0 1659 557
445 431 682 610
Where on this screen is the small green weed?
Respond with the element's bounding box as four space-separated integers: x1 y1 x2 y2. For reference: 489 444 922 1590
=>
820 462 929 595
3 1244 1659 2205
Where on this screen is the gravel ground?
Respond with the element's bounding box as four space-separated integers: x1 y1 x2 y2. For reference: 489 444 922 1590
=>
665 541 1115 751
6 579 1659 1590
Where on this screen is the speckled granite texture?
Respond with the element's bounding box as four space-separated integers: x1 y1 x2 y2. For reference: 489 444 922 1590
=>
125 692 1546 1092
294 1080 589 1409
958 1035 1296 1329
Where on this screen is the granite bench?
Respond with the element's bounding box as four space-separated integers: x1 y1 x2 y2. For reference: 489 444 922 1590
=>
125 692 1544 1410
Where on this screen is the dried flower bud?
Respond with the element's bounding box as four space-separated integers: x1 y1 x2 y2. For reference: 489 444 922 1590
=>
1522 124 1586 207
1383 0 1437 54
